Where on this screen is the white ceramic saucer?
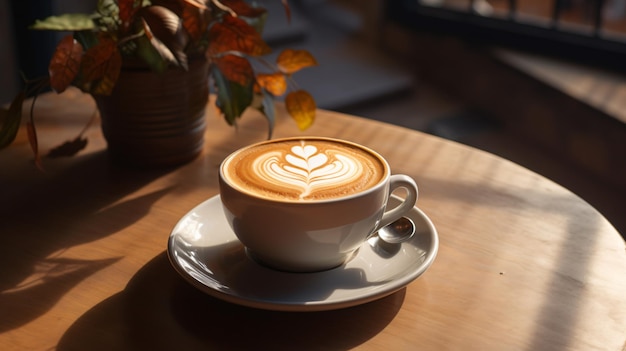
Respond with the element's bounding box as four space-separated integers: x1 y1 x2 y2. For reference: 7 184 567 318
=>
167 195 438 312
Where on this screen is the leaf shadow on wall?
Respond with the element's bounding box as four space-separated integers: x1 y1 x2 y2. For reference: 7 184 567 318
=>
58 252 406 351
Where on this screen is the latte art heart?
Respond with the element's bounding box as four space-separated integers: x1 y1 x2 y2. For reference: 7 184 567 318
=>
255 144 362 199
223 138 386 201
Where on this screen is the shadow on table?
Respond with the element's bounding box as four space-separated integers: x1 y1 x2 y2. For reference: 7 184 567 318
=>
0 151 174 332
58 252 405 351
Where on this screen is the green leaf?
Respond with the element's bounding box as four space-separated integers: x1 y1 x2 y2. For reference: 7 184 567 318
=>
135 34 170 73
0 92 25 149
257 91 275 139
139 6 190 70
30 14 95 31
74 30 99 50
212 65 253 125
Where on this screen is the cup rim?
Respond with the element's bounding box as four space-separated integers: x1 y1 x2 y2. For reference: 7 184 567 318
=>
219 136 391 204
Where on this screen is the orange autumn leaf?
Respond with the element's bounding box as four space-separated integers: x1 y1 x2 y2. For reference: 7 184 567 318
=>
214 54 254 86
49 35 83 93
80 36 122 95
285 90 316 130
118 0 139 31
220 0 267 18
181 1 211 41
256 73 287 96
207 14 270 57
277 49 317 75
152 0 211 16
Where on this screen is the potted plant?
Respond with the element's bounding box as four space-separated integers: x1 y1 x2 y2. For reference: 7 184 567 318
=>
1 0 317 167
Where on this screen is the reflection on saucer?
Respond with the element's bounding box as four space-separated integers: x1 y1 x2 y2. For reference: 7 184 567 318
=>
167 195 438 311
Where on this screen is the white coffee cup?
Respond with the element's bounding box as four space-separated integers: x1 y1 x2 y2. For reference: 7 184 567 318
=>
218 136 418 272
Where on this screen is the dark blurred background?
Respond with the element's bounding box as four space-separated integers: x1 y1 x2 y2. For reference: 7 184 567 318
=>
2 0 625 237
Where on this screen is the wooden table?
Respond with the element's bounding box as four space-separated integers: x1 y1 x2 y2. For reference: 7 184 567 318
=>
1 90 625 351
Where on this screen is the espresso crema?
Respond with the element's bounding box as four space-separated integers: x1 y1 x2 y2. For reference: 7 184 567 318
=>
222 138 387 201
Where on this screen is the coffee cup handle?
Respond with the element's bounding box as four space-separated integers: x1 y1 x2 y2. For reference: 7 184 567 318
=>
374 174 419 233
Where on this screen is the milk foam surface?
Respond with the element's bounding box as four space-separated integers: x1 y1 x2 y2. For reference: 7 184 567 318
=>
224 139 386 201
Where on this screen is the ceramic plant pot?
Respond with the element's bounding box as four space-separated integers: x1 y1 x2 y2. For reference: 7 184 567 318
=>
94 58 209 168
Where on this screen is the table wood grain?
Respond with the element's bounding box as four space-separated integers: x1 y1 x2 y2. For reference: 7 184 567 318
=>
1 89 625 351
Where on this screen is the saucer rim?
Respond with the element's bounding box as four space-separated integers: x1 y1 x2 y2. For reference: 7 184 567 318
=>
167 195 439 312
